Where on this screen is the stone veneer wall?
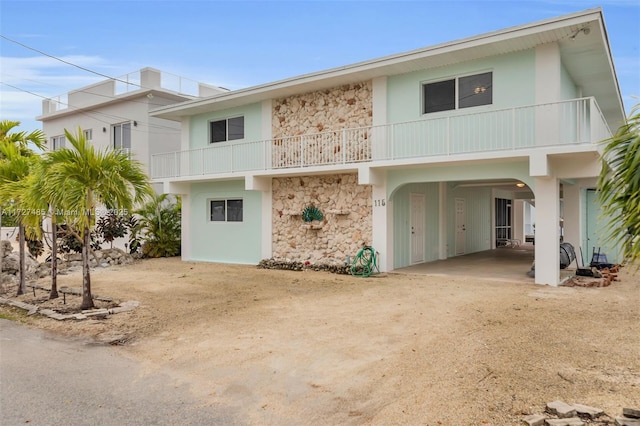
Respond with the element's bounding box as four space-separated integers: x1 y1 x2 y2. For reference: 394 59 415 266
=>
271 82 373 168
272 174 372 264
270 83 373 263
272 81 372 137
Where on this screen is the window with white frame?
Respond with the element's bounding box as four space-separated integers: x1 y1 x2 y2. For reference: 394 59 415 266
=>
422 71 492 114
112 122 131 152
209 199 243 222
51 135 66 150
210 116 244 143
83 129 93 140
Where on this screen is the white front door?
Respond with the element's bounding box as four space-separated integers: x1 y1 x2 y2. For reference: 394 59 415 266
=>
410 193 425 264
455 198 466 255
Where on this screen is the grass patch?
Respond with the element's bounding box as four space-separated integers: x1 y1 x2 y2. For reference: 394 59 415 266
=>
0 306 31 323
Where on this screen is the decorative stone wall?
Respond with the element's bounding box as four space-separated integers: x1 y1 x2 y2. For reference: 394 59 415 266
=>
272 81 372 137
271 82 373 168
272 173 372 264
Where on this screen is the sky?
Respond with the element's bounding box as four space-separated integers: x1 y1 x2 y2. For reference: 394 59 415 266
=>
0 0 638 134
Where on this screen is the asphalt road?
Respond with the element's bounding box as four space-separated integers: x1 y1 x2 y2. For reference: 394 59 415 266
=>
0 319 241 425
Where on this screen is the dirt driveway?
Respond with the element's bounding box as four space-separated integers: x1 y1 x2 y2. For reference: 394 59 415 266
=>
2 258 639 425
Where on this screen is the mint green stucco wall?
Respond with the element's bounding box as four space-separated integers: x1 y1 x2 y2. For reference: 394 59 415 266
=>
583 188 621 264
386 50 536 123
190 103 262 149
560 63 578 100
189 180 262 264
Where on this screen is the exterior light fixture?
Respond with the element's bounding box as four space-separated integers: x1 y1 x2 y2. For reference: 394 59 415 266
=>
570 26 590 41
133 121 137 127
516 182 525 188
102 127 107 132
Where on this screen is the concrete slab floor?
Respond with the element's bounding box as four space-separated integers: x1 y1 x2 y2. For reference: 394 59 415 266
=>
392 245 543 283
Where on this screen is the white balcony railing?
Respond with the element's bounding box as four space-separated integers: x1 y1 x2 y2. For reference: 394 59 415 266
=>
151 97 612 179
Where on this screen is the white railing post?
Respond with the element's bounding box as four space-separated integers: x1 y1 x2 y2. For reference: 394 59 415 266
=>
446 116 451 155
342 129 347 163
201 148 205 175
589 97 597 144
174 152 178 177
300 136 305 167
511 107 516 149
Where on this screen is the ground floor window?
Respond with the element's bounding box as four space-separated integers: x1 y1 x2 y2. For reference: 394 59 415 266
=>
209 199 243 222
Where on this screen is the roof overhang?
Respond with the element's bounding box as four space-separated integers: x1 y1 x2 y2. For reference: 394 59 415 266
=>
150 8 625 131
37 89 197 122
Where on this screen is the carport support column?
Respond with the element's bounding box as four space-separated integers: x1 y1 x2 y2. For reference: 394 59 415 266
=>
360 166 390 272
534 177 560 286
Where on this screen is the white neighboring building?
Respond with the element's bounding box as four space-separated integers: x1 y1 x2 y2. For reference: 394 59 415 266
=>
38 67 227 192
37 68 225 252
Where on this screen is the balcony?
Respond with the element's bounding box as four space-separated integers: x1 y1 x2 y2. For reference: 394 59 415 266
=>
150 97 612 180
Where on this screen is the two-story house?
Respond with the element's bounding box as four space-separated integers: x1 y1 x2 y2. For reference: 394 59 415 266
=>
149 8 625 286
37 67 226 192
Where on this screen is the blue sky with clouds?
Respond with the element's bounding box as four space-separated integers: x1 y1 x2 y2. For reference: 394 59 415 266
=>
1 0 638 133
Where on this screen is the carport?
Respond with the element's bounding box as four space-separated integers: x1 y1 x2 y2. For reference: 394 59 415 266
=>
393 245 537 282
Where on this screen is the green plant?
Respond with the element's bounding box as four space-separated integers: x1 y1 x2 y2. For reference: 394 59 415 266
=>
598 104 640 265
96 211 128 248
134 194 181 258
26 233 44 258
57 224 101 253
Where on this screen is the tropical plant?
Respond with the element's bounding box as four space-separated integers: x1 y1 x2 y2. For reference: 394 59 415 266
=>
96 211 128 248
56 224 101 254
0 121 46 294
133 194 181 258
43 127 152 309
0 142 42 295
597 104 640 266
20 157 66 299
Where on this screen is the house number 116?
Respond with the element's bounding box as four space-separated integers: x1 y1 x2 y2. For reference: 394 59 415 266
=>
374 199 386 207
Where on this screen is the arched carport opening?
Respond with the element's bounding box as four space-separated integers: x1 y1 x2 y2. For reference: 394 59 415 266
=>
388 176 538 282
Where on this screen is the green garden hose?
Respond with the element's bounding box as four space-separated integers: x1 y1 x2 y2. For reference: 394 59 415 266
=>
350 246 379 277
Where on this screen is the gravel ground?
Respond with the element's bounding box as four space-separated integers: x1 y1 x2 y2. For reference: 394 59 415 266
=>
1 257 639 425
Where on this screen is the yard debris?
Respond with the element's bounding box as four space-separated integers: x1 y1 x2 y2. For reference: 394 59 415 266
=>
563 265 622 288
523 404 638 425
257 258 350 274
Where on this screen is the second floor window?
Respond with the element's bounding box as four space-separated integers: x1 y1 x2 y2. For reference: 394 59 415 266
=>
51 135 66 150
210 116 244 143
113 122 131 151
423 71 493 114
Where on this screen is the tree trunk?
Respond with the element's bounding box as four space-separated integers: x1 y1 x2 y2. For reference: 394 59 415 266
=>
81 225 94 310
49 215 58 300
16 223 26 296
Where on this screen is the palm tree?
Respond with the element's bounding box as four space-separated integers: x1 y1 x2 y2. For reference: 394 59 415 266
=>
0 142 41 295
0 121 46 292
597 104 640 265
20 159 63 299
44 128 152 309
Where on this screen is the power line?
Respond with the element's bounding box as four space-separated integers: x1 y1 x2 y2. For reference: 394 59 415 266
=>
0 34 144 89
0 81 181 135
